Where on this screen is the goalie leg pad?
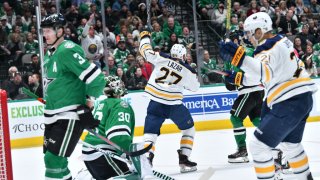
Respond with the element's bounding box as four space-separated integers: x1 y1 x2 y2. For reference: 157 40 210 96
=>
129 143 154 179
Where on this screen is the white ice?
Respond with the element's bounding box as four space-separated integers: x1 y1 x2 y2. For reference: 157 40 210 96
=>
12 122 320 180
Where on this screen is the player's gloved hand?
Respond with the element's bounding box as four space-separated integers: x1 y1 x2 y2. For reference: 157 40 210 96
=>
140 29 151 39
77 105 100 129
224 81 237 91
219 40 246 67
224 70 243 86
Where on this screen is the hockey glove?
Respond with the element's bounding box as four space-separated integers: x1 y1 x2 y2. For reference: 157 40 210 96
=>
77 105 100 129
218 40 246 68
225 81 237 91
140 30 151 39
224 70 243 86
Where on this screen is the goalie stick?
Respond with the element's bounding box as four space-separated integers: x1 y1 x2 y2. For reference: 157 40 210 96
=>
86 128 152 157
21 87 153 157
79 140 175 180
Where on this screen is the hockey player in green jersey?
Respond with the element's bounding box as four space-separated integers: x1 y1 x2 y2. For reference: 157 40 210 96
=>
223 30 264 163
81 76 153 179
41 13 105 180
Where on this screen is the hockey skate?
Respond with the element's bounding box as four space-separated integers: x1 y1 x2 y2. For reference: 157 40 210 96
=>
228 147 249 163
274 149 292 176
177 149 197 173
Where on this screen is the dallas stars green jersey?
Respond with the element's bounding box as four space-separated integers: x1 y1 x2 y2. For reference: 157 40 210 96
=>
83 96 135 157
43 40 105 124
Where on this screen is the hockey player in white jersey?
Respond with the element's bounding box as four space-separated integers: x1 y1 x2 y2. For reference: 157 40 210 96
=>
139 30 200 173
219 12 317 180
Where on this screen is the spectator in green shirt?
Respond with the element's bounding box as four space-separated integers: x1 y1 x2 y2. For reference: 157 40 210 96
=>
24 32 39 54
162 16 182 40
198 0 219 20
103 56 117 76
151 22 165 49
201 50 222 84
113 36 131 67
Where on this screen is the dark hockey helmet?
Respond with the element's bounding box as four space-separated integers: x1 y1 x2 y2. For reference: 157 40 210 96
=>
41 13 66 28
104 75 127 97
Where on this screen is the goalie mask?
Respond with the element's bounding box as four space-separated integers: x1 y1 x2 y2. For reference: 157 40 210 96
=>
103 76 127 97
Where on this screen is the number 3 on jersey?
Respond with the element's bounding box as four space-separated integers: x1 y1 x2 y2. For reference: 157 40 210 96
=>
155 67 182 84
118 112 130 123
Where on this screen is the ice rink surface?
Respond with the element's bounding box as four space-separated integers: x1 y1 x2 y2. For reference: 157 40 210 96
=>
12 122 320 180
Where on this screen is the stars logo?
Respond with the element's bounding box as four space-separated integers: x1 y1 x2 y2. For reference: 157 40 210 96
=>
43 77 55 93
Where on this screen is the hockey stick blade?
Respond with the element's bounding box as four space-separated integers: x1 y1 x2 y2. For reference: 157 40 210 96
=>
87 128 153 157
198 167 215 180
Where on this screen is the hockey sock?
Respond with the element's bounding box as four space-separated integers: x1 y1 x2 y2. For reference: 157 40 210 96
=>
44 151 71 179
143 133 157 154
249 136 275 180
230 115 246 148
282 142 312 180
251 117 260 127
180 126 195 156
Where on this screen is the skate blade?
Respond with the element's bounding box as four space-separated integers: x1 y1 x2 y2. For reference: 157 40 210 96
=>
228 157 249 163
180 165 197 173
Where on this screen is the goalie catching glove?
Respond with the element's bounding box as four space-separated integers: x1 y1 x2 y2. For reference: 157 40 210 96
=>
77 105 100 129
219 40 246 68
224 70 243 86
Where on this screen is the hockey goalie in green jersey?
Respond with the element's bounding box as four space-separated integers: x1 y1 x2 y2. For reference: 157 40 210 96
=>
81 75 153 179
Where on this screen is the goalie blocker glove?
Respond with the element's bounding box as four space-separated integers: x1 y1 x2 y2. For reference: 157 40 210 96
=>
224 70 243 86
77 105 100 129
218 41 246 68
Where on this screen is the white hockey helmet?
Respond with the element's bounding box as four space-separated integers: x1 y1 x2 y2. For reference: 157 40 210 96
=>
170 44 187 60
244 12 272 40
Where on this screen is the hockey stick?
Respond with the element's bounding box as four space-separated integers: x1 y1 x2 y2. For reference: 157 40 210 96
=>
22 87 152 157
79 140 175 180
225 0 232 39
22 87 46 104
86 128 152 157
146 0 152 30
198 167 215 180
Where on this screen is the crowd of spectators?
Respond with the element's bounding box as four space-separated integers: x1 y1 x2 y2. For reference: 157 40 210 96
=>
0 0 319 99
198 0 320 84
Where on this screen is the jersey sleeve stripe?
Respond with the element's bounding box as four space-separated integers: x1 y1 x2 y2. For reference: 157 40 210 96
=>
79 64 100 84
85 67 102 84
262 64 271 83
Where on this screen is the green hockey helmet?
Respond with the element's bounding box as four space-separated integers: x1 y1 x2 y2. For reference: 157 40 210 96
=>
104 75 127 97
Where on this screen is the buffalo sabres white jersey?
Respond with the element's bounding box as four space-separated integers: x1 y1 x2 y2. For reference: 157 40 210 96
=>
139 37 200 105
240 35 317 107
